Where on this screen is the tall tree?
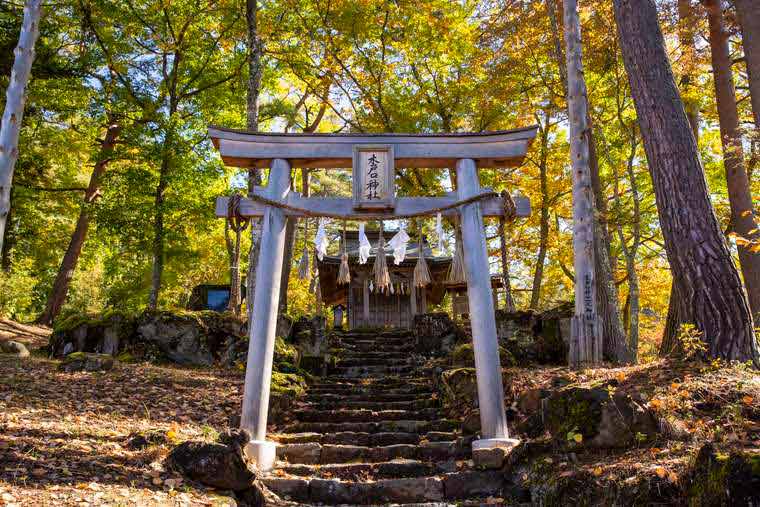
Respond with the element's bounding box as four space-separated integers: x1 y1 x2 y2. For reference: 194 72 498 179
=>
0 0 42 256
662 0 702 355
128 1 244 309
547 0 630 363
245 0 263 321
704 0 760 320
36 119 121 325
734 0 760 130
613 0 758 366
564 0 601 365
530 112 551 310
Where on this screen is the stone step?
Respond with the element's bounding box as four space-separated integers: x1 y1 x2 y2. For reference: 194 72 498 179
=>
298 398 438 411
263 476 444 504
332 365 418 378
272 430 460 447
337 356 417 367
293 408 440 423
261 470 506 504
339 341 416 353
306 389 434 400
338 351 412 360
308 381 432 393
305 392 430 403
338 333 413 342
318 375 432 385
276 459 447 480
276 439 471 465
273 431 422 446
336 336 416 348
284 418 460 435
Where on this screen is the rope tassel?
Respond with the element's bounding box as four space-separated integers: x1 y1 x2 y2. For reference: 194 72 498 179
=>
373 223 391 293
297 219 310 280
448 237 466 283
338 221 351 285
413 224 431 288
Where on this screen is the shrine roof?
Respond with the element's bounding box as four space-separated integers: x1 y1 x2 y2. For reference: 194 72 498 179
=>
208 126 538 169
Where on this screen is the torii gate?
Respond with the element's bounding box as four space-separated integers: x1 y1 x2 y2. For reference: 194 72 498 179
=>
212 126 537 470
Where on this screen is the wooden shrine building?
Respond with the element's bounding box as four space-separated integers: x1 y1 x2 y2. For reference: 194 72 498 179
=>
317 230 451 329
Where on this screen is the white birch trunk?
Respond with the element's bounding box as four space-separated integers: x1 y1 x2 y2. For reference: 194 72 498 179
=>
0 0 42 254
564 0 601 366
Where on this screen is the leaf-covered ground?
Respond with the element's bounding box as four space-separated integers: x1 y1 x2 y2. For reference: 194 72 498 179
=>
497 359 760 491
0 320 245 506
1 319 758 506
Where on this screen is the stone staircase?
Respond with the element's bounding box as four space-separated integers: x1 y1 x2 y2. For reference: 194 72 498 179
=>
261 330 508 506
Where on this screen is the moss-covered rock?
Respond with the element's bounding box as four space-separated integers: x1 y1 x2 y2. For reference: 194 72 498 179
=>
412 313 462 356
50 310 136 358
450 342 516 368
495 302 571 365
439 367 478 417
542 381 657 448
687 443 760 506
50 309 246 367
274 336 299 365
59 352 114 372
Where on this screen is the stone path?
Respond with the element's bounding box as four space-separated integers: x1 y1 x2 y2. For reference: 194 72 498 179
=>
261 329 507 506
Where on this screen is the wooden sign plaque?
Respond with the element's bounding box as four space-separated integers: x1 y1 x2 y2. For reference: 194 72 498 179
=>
352 144 395 210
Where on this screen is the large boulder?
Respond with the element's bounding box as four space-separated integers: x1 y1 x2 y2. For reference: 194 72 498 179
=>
166 431 255 491
137 311 223 366
49 311 136 358
541 380 657 448
0 340 29 358
449 342 515 368
413 313 459 356
496 302 571 365
687 443 760 506
50 310 247 367
438 367 479 420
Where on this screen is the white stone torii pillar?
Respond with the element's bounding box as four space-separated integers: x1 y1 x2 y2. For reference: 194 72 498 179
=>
456 158 519 451
239 158 291 471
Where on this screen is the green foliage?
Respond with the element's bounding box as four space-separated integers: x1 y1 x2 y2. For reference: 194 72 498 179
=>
0 0 749 369
677 324 708 360
0 258 36 320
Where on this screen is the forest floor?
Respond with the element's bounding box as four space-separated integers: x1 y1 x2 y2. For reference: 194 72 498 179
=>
0 322 758 506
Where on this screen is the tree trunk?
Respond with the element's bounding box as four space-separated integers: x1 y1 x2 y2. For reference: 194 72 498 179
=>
677 0 701 139
660 280 686 356
548 0 629 363
734 0 760 130
1 187 14 272
245 0 263 321
0 0 42 255
564 0 601 366
663 0 700 353
148 145 170 309
613 0 758 366
498 217 516 312
225 213 244 315
278 200 296 314
36 121 121 325
530 120 550 310
589 116 629 363
705 0 760 321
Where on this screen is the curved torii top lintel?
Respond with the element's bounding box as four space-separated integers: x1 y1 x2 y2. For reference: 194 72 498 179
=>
209 125 538 169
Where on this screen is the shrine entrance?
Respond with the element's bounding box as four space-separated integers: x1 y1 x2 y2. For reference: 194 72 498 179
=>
212 126 536 471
